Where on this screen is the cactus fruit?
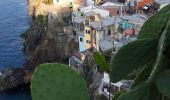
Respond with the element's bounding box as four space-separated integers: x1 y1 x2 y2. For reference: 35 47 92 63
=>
110 4 170 100
31 63 90 100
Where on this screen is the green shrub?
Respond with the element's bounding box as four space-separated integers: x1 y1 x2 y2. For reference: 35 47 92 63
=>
36 15 47 24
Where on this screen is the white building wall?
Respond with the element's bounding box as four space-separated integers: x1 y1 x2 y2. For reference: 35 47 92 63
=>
80 6 109 18
95 30 104 50
87 0 95 5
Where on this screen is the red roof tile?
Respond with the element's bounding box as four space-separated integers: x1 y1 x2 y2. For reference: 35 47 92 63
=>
106 7 120 16
137 0 154 8
123 29 135 36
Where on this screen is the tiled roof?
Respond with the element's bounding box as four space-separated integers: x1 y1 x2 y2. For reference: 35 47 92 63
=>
90 17 115 29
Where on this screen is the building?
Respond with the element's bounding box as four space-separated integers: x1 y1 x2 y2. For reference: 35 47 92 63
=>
53 0 86 6
79 34 86 52
72 5 112 51
87 0 95 5
71 1 148 54
120 14 148 34
137 0 154 8
101 1 124 7
69 51 84 73
125 0 154 14
89 17 115 51
155 0 170 10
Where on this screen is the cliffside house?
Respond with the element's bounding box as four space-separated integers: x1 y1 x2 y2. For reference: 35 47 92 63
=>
125 0 154 14
72 4 127 52
119 14 148 35
69 51 84 73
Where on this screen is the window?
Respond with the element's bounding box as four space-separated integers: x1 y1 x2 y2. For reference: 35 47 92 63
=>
86 40 91 44
108 29 111 35
88 30 90 34
86 30 90 34
122 10 124 13
73 31 76 36
80 37 83 42
117 10 119 14
78 9 80 12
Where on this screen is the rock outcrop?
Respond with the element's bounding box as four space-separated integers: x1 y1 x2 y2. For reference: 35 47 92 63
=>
23 16 78 69
0 8 78 92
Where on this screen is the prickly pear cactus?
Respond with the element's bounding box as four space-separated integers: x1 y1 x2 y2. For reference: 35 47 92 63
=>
31 63 90 100
110 4 170 100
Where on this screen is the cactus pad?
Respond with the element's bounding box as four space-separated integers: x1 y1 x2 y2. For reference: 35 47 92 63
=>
31 63 90 100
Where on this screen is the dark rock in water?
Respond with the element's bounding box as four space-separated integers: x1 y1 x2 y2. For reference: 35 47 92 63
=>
0 83 32 100
0 68 27 92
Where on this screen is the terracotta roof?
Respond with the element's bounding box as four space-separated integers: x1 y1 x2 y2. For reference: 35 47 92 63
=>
137 0 154 8
106 7 120 16
123 29 135 36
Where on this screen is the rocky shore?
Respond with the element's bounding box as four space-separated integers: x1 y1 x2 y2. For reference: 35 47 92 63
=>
0 0 78 92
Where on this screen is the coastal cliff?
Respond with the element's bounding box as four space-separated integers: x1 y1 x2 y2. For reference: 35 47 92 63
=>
0 0 78 92
23 15 78 69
